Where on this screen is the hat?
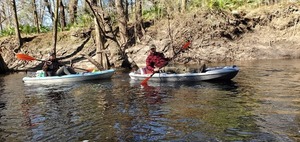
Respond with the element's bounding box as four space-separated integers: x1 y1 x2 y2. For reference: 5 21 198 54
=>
149 44 156 50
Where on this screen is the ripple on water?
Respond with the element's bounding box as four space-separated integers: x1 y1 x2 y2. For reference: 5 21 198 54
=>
1 60 300 141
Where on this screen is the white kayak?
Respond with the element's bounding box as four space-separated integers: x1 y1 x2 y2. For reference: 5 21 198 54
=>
23 69 115 84
129 65 239 82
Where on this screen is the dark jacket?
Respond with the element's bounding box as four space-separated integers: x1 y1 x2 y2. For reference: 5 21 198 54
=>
42 59 62 76
146 52 169 72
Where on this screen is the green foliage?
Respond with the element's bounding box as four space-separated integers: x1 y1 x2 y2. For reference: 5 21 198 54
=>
142 5 165 20
76 14 94 28
0 27 15 36
0 13 94 37
189 0 280 10
0 25 50 37
40 26 51 33
20 25 37 34
189 0 202 8
206 0 241 10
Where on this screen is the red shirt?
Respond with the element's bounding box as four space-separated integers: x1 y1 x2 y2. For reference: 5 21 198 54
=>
146 52 169 72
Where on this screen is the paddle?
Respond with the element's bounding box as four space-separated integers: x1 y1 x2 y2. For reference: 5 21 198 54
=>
16 53 93 72
141 41 191 85
16 53 43 61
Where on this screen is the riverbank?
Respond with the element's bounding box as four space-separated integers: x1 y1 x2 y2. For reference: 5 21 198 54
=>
127 3 300 67
1 2 300 71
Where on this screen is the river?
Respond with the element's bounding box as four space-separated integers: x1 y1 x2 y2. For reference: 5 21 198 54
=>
0 59 299 142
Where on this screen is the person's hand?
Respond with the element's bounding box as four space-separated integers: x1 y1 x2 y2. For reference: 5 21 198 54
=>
154 67 160 72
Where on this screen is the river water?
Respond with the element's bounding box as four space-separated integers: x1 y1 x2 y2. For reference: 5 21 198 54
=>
0 59 300 142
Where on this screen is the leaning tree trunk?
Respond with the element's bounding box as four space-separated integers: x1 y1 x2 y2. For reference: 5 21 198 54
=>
11 0 22 50
94 17 108 69
0 55 9 74
86 0 130 68
86 0 108 70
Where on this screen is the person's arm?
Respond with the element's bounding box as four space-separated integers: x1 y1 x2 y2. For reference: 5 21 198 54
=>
56 59 64 67
160 53 170 61
42 61 49 72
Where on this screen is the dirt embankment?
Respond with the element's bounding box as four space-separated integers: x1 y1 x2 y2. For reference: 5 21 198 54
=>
127 3 300 67
1 3 300 71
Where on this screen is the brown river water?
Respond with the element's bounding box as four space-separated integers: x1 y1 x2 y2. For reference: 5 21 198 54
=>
0 59 300 142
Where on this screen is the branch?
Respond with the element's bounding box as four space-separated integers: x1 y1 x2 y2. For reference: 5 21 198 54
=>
81 53 104 70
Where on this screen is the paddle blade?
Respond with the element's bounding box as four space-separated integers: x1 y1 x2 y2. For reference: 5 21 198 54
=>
182 41 191 49
16 53 36 61
141 76 151 85
87 68 94 72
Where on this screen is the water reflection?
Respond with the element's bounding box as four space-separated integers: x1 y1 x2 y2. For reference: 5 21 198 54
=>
1 59 300 141
127 80 253 141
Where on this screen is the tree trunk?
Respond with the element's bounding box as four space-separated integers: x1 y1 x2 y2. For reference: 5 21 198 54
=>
32 0 40 33
81 54 104 70
181 0 186 13
115 0 128 47
0 54 9 74
53 0 59 55
11 0 22 50
86 0 130 68
134 0 143 43
125 0 129 21
130 0 133 14
86 0 107 69
59 0 66 30
94 17 108 69
44 0 54 21
69 0 78 24
0 12 2 31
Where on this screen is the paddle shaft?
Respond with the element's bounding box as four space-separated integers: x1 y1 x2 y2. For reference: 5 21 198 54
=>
155 41 191 72
16 53 92 72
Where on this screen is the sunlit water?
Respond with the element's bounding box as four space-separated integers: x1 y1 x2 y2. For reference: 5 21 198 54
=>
0 59 300 142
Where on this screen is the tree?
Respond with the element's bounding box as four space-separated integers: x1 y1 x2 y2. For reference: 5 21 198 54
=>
32 0 40 33
59 0 66 30
125 0 129 21
181 0 187 13
44 0 54 21
53 0 59 55
69 0 78 24
11 0 22 50
85 0 131 69
86 0 108 70
0 54 9 74
0 11 2 31
134 0 144 43
115 0 128 47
